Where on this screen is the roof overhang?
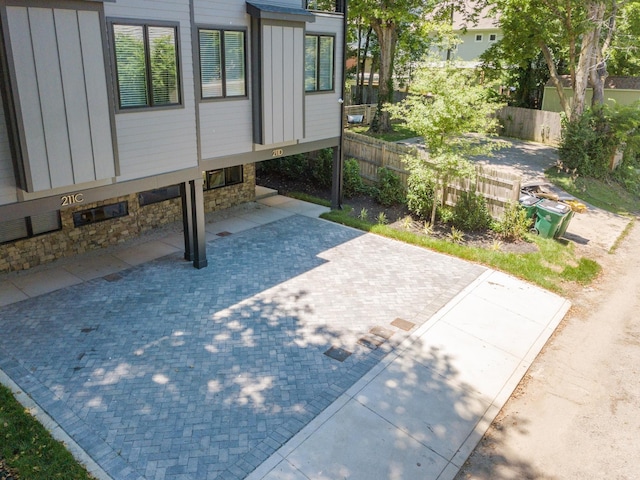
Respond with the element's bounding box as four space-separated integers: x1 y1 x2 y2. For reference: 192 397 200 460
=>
246 2 316 23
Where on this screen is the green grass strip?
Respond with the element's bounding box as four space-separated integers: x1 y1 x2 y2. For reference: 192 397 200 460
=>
321 209 601 293
0 384 94 480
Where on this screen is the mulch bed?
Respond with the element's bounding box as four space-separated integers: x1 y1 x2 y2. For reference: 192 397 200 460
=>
257 171 538 254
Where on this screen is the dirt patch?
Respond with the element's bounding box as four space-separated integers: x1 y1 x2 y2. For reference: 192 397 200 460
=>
257 171 538 254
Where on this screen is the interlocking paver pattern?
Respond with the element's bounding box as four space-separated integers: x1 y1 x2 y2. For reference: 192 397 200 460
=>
0 215 485 479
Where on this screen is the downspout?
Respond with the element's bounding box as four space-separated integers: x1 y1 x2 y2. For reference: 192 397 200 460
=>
331 0 347 210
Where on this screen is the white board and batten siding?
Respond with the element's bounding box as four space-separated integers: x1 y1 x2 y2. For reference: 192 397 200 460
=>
104 0 198 182
260 22 305 145
0 92 17 206
5 5 115 192
303 14 343 143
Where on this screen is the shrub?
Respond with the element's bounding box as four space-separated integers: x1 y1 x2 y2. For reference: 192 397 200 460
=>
437 205 455 224
452 191 492 231
343 158 366 198
373 167 405 206
406 166 436 220
310 148 333 188
492 202 532 241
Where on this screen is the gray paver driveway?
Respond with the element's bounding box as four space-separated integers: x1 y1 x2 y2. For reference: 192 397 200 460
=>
0 215 485 480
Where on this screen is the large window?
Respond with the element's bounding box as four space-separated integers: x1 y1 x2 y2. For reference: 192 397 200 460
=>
0 212 61 244
305 34 334 92
112 23 180 109
199 29 246 99
73 202 129 227
203 166 243 190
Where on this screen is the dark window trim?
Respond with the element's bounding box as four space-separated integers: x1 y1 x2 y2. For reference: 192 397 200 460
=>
138 184 181 206
197 26 248 102
108 18 183 113
0 212 62 245
305 33 335 93
203 165 244 191
73 201 129 227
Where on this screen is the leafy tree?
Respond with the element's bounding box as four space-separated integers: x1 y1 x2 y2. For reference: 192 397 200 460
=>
485 0 630 121
387 63 504 224
349 0 463 133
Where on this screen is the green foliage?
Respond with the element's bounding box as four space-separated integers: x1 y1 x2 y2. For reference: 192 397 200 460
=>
343 158 367 198
559 104 640 181
452 191 492 232
0 385 94 479
358 208 369 221
492 202 533 241
437 205 455 224
373 167 405 206
404 155 436 220
447 226 465 244
376 211 389 225
310 148 334 188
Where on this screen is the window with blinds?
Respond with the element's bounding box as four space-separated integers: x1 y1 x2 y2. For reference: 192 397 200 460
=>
0 211 61 244
113 23 180 109
199 28 246 99
305 34 334 92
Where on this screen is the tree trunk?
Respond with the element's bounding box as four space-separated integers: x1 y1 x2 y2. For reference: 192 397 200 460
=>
369 21 397 133
591 1 614 107
573 1 606 120
540 43 571 118
357 27 373 105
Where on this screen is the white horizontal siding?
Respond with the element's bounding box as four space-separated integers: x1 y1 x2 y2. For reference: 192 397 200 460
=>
105 0 198 181
200 101 253 159
0 93 17 205
194 1 246 25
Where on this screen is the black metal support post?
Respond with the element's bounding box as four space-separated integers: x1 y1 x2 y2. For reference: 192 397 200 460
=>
189 177 208 269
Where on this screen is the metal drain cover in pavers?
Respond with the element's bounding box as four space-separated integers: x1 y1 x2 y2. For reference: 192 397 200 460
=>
357 335 385 350
392 317 416 331
324 346 353 361
0 215 486 480
370 326 395 339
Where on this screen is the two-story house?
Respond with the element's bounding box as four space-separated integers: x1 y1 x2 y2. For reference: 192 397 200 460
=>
0 0 345 272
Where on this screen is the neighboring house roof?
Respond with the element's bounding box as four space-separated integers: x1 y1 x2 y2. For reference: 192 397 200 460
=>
546 75 640 90
452 4 499 31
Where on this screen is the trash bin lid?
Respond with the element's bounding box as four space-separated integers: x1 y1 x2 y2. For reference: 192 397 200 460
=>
519 193 540 207
536 199 571 214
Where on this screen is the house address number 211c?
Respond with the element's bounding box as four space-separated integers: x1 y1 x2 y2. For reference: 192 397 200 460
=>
61 193 84 206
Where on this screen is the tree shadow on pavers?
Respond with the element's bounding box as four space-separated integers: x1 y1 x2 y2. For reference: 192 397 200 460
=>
0 215 488 479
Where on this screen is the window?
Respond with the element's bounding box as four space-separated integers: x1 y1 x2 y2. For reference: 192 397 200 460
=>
489 34 497 42
0 212 61 244
73 202 129 227
305 35 334 92
112 23 180 109
139 185 181 206
203 166 244 190
475 34 483 42
199 29 246 99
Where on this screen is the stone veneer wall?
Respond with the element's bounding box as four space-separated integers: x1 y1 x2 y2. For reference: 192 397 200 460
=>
0 164 256 273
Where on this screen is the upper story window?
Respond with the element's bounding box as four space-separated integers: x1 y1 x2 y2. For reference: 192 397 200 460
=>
306 0 344 13
305 34 334 92
199 29 247 99
475 34 483 42
489 34 497 42
112 23 180 109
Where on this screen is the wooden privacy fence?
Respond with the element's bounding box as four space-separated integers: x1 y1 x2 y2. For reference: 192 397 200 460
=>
496 106 562 145
343 131 521 219
344 104 377 126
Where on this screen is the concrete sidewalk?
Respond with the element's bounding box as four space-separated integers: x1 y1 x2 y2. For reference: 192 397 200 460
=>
248 270 569 480
0 191 570 480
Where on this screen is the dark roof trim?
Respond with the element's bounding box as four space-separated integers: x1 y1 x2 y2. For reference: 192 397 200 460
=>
246 2 316 23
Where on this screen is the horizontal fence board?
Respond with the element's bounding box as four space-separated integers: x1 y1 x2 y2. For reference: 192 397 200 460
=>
496 106 561 145
344 131 521 219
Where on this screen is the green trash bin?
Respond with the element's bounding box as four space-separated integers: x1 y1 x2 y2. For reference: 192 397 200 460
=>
556 209 575 238
534 199 572 238
519 193 541 219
